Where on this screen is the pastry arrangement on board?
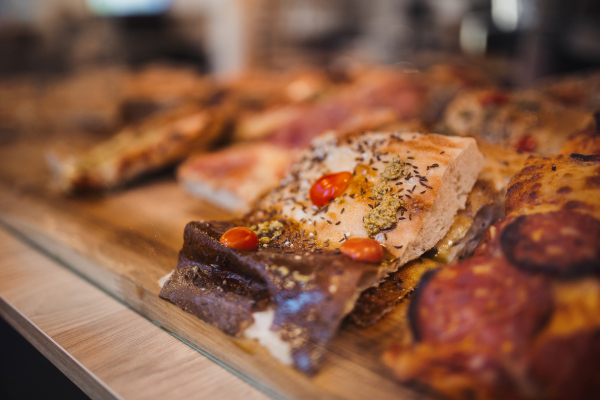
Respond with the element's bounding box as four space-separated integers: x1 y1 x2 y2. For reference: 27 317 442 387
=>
36 62 600 399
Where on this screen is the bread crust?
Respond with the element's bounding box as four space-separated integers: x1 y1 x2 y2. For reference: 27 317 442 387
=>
505 154 600 219
48 105 226 193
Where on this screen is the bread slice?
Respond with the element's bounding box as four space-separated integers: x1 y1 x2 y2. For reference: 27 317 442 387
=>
177 143 298 214
252 131 483 269
47 105 226 193
349 143 526 326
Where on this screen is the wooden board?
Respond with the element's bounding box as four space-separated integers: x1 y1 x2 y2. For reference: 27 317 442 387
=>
0 227 270 400
0 135 426 400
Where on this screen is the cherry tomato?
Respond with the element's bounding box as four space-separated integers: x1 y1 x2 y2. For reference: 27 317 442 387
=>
479 92 509 107
310 171 353 207
220 227 259 251
340 238 384 263
515 135 537 152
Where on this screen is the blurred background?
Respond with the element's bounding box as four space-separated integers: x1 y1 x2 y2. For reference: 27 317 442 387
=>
0 2 599 397
0 0 599 79
1 0 599 142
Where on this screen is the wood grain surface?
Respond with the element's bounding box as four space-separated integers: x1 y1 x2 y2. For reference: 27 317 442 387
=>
0 135 428 400
0 227 270 400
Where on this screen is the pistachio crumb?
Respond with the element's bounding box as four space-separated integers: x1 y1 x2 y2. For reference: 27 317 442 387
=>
363 194 404 236
372 184 392 200
380 156 407 181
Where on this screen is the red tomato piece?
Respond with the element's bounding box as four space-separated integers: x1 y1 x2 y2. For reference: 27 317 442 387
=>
220 227 259 251
515 135 537 152
340 238 384 263
310 171 353 207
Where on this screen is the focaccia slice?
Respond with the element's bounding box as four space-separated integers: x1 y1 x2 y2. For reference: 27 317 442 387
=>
47 106 226 193
252 131 483 268
177 143 298 214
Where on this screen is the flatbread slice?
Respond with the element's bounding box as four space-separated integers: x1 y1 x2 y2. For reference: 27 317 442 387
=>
47 105 226 193
177 143 298 214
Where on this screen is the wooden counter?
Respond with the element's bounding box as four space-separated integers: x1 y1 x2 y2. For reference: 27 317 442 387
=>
0 226 270 399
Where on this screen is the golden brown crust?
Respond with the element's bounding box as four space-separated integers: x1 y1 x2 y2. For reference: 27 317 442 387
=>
559 128 600 156
49 105 227 193
505 154 600 219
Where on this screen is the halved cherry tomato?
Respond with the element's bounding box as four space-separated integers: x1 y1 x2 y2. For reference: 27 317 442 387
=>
340 238 384 263
515 135 537 152
220 227 259 251
310 171 353 207
479 91 509 107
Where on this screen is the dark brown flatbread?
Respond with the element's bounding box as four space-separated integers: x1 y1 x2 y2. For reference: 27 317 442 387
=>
160 220 381 374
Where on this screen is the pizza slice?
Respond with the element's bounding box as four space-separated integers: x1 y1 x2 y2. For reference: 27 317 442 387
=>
234 64 491 147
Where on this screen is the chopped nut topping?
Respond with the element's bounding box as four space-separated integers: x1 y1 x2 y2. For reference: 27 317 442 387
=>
363 194 404 236
372 184 392 200
380 156 407 181
251 220 284 235
251 220 284 243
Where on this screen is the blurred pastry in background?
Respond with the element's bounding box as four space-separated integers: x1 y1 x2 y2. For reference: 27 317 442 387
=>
441 88 594 155
47 104 226 193
177 142 297 214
